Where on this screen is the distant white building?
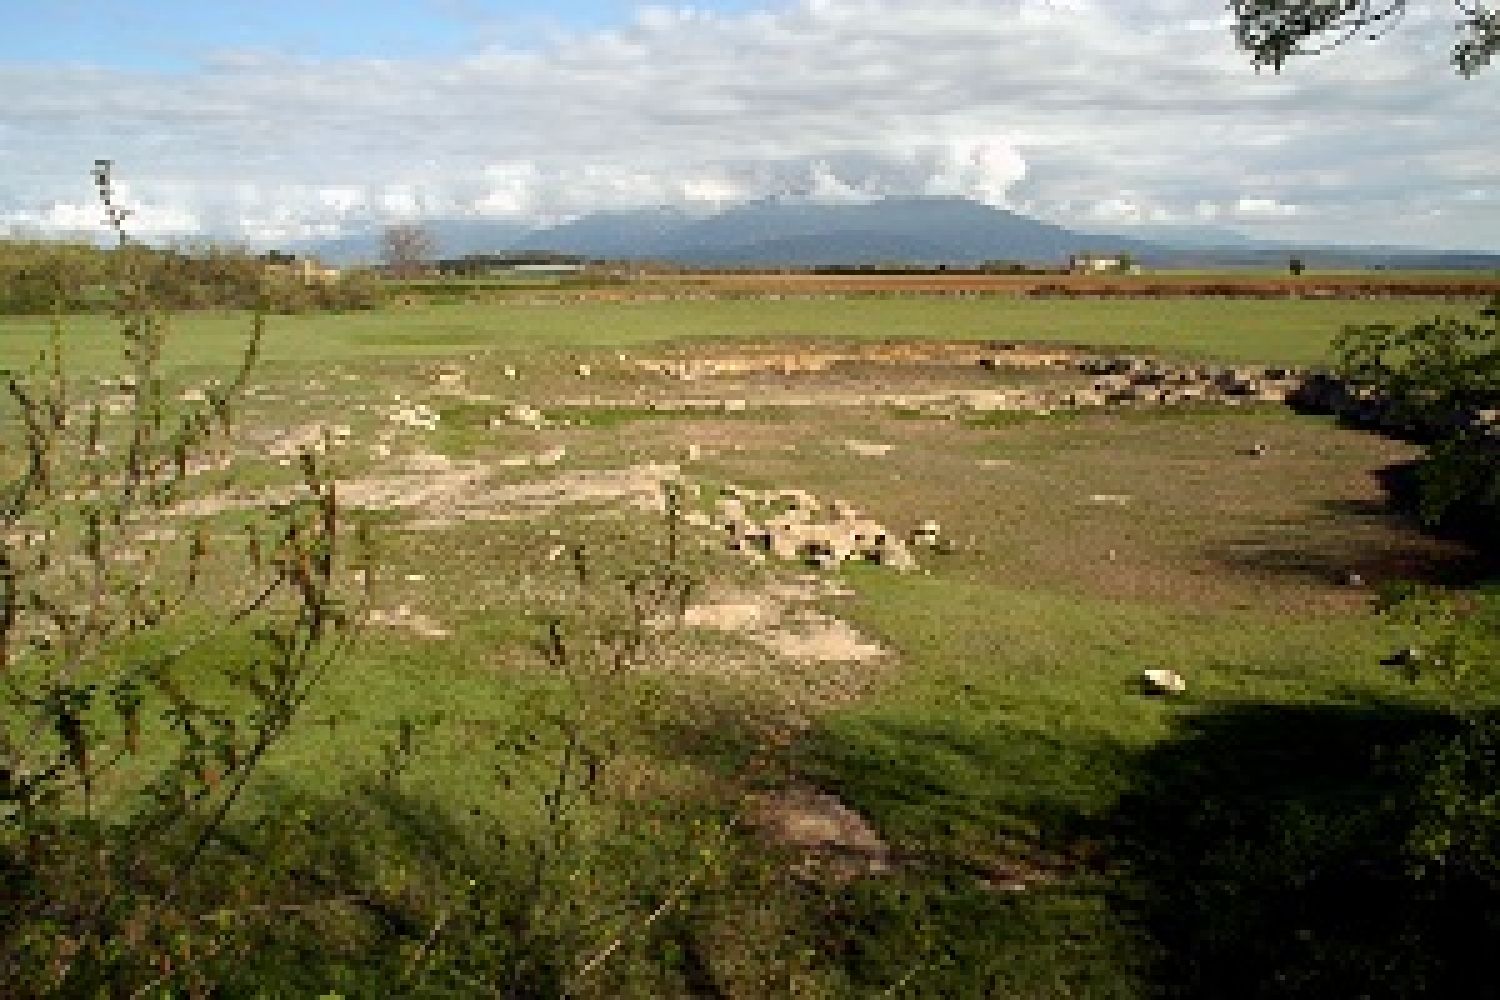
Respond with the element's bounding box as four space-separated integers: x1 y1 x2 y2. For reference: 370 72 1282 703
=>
263 256 341 286
509 263 587 275
1069 253 1140 275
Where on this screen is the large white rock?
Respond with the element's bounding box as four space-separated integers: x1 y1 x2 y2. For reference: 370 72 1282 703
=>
505 404 545 428
844 439 894 458
1141 669 1187 695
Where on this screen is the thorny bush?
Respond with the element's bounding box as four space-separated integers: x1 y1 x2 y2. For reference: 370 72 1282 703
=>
0 161 363 996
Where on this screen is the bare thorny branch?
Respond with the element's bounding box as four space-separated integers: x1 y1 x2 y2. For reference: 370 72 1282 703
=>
0 161 363 996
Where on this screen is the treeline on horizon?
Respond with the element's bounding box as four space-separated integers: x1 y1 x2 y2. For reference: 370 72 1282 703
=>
0 238 386 315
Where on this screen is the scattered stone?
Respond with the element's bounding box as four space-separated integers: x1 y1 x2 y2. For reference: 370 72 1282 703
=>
1381 647 1425 674
389 402 440 431
502 404 545 428
810 551 841 571
911 519 942 547
844 440 893 458
1141 669 1187 696
1344 571 1366 587
503 365 518 380
871 541 918 571
575 363 592 378
830 499 860 520
532 445 567 467
368 605 451 639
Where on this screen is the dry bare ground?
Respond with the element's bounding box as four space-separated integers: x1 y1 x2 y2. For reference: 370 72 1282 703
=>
144 336 1475 714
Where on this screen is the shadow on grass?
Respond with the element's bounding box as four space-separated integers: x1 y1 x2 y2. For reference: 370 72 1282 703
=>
1373 458 1500 556
795 697 1495 998
792 715 1148 997
1112 700 1498 999
202 777 540 996
1206 521 1491 589
1205 460 1498 588
204 760 761 997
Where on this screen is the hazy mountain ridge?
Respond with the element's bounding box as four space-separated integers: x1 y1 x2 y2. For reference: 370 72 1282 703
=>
297 197 1500 269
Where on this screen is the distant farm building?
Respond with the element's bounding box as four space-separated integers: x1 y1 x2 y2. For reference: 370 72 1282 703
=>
261 253 341 286
1069 253 1141 275
510 262 587 275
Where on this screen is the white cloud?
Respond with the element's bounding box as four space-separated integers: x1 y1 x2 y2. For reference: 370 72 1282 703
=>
920 140 1028 206
0 188 202 239
1234 197 1300 218
801 160 880 204
0 0 1494 250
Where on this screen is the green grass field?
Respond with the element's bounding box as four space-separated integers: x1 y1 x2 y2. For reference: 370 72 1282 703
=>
7 295 1496 996
0 295 1488 376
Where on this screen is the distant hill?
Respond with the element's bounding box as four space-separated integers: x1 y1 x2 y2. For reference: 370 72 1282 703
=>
297 196 1500 270
292 217 533 264
518 196 1160 265
508 206 696 259
1083 223 1270 249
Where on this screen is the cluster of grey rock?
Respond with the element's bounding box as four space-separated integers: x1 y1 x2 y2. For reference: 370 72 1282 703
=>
975 348 1313 411
705 486 923 571
1071 360 1309 408
897 360 1312 418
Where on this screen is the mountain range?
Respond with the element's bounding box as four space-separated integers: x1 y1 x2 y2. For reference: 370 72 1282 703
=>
296 196 1500 270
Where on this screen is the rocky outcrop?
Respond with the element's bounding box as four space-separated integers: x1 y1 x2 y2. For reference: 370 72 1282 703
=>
712 486 918 571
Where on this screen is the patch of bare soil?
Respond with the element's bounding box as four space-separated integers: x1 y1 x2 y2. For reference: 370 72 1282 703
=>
753 611 888 663
261 422 353 458
745 783 1092 890
166 451 682 530
745 784 891 884
972 836 1095 894
644 575 888 718
633 340 1086 381
680 577 888 665
367 605 452 640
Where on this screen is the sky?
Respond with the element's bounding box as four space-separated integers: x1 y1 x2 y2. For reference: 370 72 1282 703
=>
1 0 1496 251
